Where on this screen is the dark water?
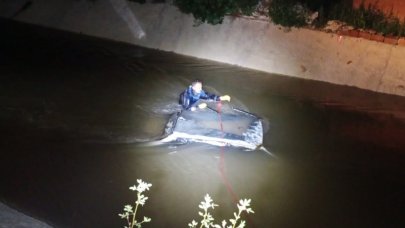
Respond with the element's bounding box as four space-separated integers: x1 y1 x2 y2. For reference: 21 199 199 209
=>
1 19 404 228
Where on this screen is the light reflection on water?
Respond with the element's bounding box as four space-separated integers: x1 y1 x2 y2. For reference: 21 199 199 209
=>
0 19 404 227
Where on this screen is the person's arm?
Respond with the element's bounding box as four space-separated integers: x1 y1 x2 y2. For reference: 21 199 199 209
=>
200 90 231 102
199 90 219 101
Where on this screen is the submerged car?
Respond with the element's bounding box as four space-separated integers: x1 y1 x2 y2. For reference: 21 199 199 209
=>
160 101 263 150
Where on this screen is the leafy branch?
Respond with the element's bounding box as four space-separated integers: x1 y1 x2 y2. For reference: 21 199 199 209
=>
118 179 152 228
188 194 254 228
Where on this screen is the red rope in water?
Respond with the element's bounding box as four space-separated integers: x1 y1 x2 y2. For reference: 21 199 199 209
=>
217 101 238 203
217 101 256 227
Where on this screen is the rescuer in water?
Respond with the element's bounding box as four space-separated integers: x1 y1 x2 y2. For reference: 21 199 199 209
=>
179 79 231 111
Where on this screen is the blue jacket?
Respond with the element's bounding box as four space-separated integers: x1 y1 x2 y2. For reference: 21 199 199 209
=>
179 86 219 110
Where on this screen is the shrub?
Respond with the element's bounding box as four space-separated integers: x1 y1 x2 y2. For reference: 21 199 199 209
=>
268 0 307 27
268 0 405 36
174 0 260 25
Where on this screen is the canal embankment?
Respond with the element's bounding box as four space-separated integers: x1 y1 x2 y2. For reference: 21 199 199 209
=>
1 0 405 96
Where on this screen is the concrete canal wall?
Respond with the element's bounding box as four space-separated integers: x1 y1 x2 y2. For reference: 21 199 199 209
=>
1 0 405 96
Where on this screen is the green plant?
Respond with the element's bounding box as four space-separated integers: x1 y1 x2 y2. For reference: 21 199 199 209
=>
398 19 405 37
119 179 152 228
188 194 254 228
268 0 307 27
313 5 326 27
174 0 260 25
363 3 384 29
268 0 405 36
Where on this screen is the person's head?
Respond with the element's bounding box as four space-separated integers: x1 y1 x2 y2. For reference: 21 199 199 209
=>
191 80 202 94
